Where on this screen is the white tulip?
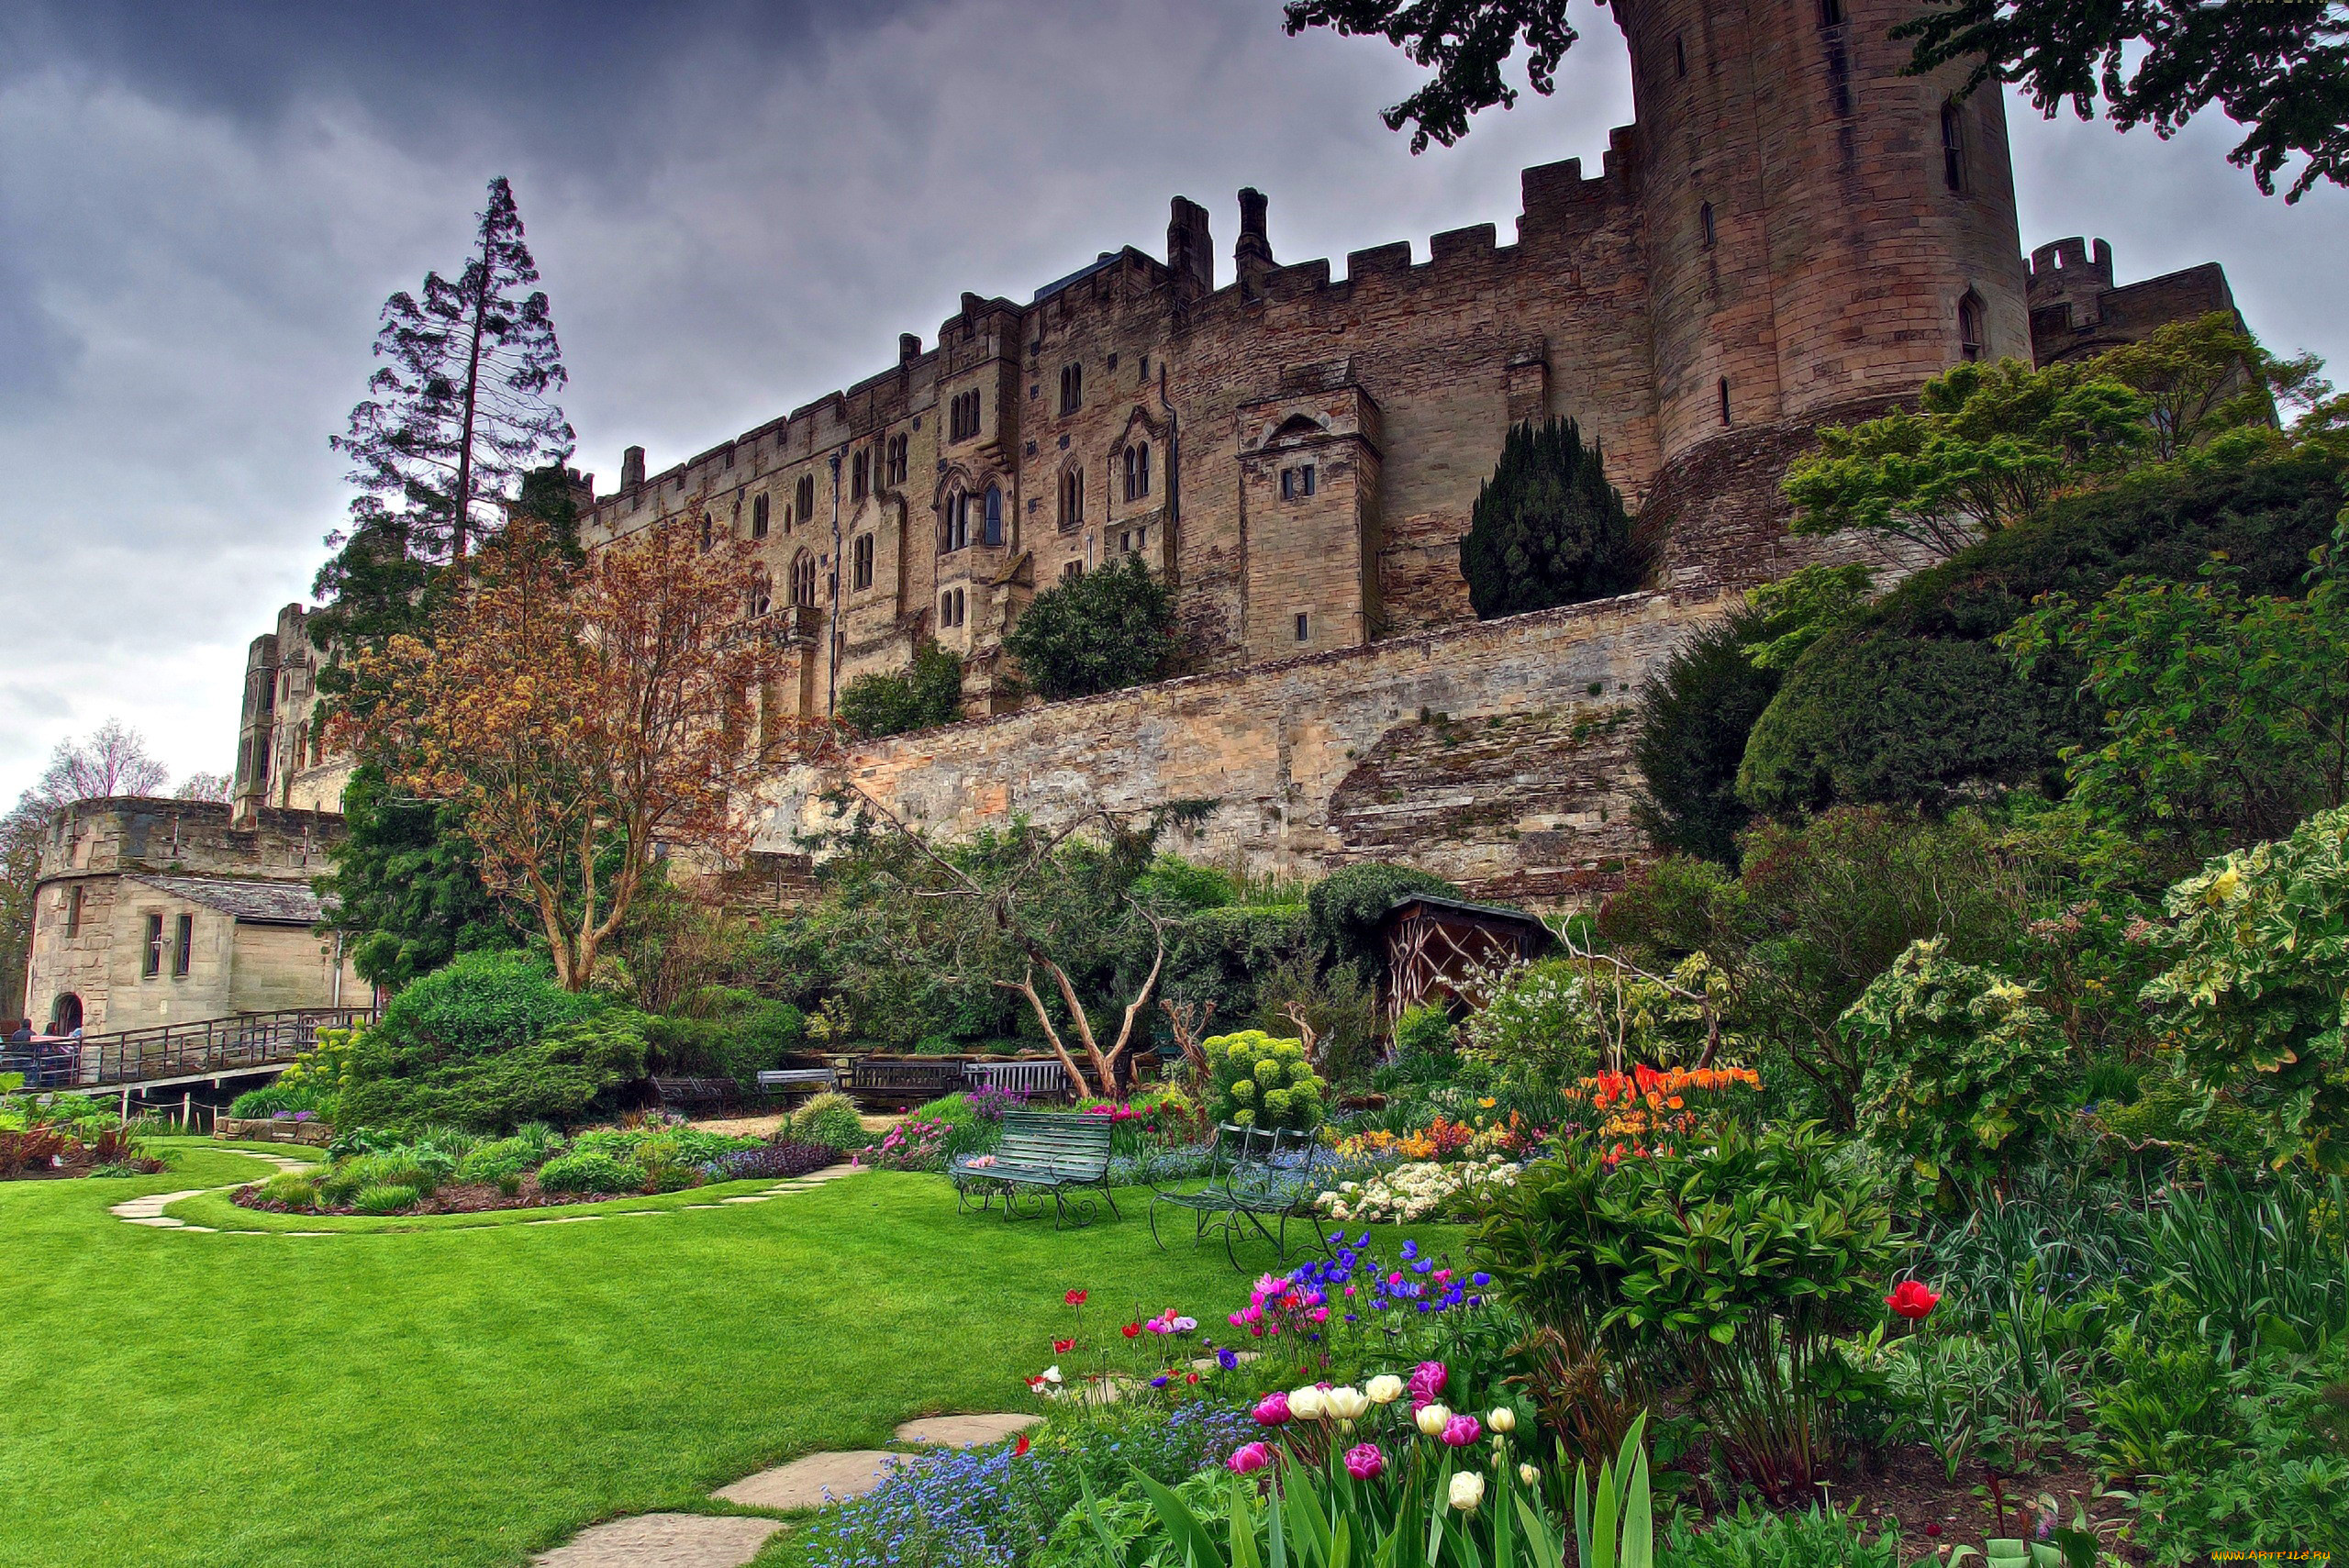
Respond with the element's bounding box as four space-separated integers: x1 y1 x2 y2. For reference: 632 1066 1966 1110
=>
1488 1407 1517 1434
1288 1385 1327 1421
1323 1385 1370 1420
1365 1374 1405 1406
1449 1472 1486 1512
1414 1402 1452 1438
1520 1462 1540 1486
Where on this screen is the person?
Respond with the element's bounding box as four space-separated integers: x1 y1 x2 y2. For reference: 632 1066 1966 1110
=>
7 1021 29 1044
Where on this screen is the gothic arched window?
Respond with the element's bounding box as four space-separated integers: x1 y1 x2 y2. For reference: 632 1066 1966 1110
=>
790 551 818 607
1958 291 1987 361
983 484 1004 547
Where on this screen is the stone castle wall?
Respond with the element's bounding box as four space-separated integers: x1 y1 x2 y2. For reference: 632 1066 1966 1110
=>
755 590 1725 906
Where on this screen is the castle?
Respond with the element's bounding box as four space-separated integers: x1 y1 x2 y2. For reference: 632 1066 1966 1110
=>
213 0 2232 921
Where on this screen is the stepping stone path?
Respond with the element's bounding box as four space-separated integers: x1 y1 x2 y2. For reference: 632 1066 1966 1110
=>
532 1513 784 1568
534 1402 1037 1565
713 1451 912 1510
108 1150 317 1231
892 1412 1042 1448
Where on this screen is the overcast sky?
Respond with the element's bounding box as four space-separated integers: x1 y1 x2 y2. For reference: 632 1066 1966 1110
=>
2 0 2343 805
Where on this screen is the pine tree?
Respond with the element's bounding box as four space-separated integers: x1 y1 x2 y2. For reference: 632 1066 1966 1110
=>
315 176 571 650
1458 417 1649 619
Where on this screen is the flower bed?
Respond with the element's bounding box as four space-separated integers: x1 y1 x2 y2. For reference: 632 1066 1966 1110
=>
1314 1155 1520 1224
0 1092 166 1178
231 1118 838 1217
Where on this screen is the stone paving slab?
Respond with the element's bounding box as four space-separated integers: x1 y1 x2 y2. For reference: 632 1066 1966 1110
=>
894 1413 1042 1448
532 1512 784 1567
712 1451 914 1510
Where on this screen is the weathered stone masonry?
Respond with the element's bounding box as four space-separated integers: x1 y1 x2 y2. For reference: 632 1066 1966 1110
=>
236 0 2236 904
759 591 1720 905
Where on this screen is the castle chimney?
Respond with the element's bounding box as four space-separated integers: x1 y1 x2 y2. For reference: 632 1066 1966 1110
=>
1235 187 1275 295
899 332 922 364
1166 196 1213 299
620 445 646 491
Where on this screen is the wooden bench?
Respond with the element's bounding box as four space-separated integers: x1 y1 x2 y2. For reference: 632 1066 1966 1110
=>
963 1059 1071 1099
754 1067 839 1106
847 1057 968 1110
948 1110 1120 1229
651 1075 736 1113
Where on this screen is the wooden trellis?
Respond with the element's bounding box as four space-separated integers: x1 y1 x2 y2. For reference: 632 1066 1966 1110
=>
1379 895 1554 1025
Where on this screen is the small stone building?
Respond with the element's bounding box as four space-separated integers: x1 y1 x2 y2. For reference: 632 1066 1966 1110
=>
21 798 361 1036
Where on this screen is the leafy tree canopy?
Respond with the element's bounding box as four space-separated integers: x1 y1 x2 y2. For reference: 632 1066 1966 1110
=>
1784 315 2323 561
1283 0 2349 202
313 177 572 684
314 764 523 992
1001 555 1177 701
1896 0 2349 204
1458 417 1649 619
1740 445 2345 817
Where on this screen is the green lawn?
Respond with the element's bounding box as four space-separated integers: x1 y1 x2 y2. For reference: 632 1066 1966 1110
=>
0 1140 1319 1568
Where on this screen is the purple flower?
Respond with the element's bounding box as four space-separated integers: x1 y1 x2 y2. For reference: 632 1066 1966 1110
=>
1218 1348 1240 1371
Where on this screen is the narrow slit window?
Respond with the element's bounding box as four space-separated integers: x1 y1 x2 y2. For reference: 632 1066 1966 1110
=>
1700 201 1716 248
751 494 770 539
852 534 874 591
1719 377 1732 427
1942 100 1968 193
173 914 192 978
65 885 83 938
1958 291 1987 361
1059 363 1084 416
1674 33 1687 76
983 484 1004 547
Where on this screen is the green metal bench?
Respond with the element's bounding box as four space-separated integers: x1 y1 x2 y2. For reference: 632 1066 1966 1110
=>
1149 1122 1330 1266
948 1110 1120 1229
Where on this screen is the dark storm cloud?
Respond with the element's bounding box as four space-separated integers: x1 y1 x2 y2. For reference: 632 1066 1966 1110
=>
0 1 934 162
0 0 2341 801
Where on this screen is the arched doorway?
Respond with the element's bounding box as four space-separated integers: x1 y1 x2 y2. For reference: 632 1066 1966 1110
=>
49 994 82 1034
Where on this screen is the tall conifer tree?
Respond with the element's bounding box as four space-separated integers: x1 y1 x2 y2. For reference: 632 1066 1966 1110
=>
315 176 572 653
1458 417 1649 619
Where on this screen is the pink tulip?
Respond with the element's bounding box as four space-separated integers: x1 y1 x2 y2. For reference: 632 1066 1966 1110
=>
1228 1442 1275 1474
1253 1392 1292 1426
1440 1414 1482 1448
1344 1442 1385 1480
1408 1361 1448 1405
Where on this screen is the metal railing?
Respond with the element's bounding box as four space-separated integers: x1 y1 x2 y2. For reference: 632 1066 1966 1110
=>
3 1007 375 1090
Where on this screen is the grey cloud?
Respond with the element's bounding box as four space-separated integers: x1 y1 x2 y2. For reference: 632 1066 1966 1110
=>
0 0 2342 806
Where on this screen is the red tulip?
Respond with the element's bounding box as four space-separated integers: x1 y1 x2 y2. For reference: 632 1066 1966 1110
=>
1121 1322 1142 1339
1064 1289 1088 1307
1887 1281 1941 1321
1053 1338 1075 1354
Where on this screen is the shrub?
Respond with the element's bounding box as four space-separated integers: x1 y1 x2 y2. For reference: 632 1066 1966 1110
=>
340 1007 648 1136
1476 1122 1901 1502
1202 1029 1324 1131
1631 607 1781 864
352 1184 420 1215
1391 1002 1456 1063
535 1151 642 1195
2143 806 2349 1165
452 1135 549 1186
642 992 807 1084
1738 450 2343 816
1458 417 1651 619
1461 958 1602 1090
837 639 964 739
789 1091 867 1151
1305 862 1457 973
1844 937 2078 1189
256 1173 319 1210
999 554 1176 700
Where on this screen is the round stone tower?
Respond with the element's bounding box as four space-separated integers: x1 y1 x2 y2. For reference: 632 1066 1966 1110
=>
1616 0 2030 584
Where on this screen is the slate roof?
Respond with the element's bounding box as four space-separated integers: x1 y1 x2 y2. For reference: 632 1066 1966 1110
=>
126 874 327 927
